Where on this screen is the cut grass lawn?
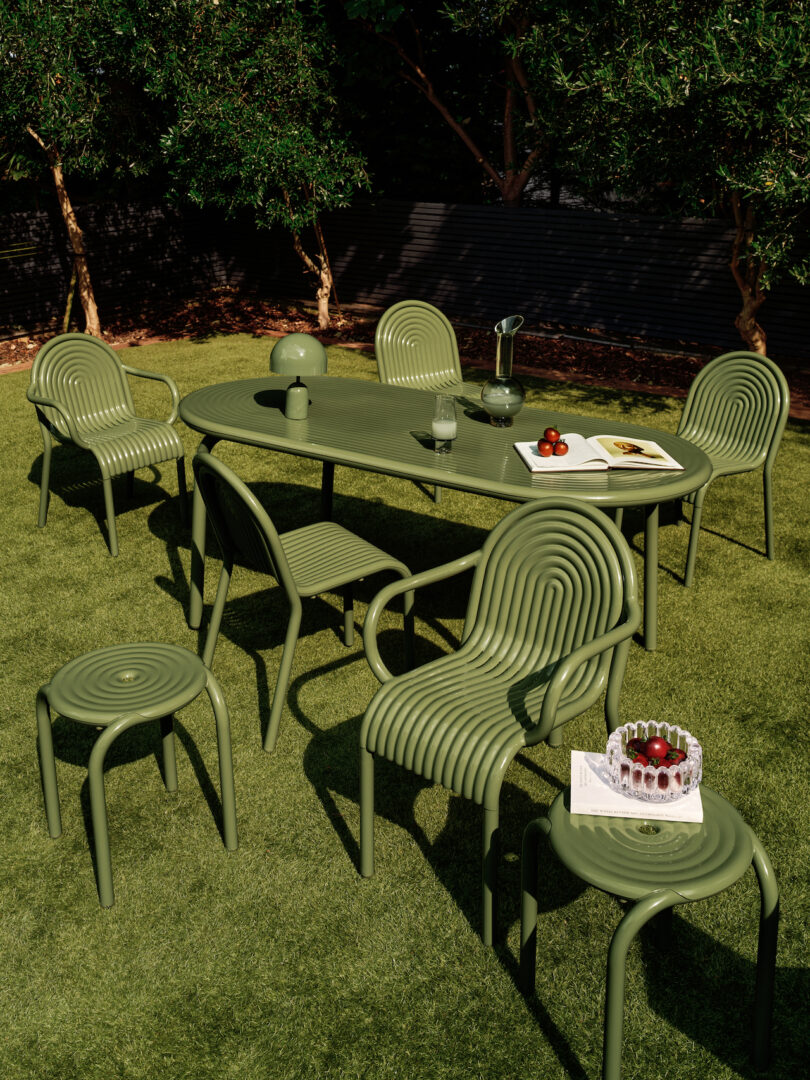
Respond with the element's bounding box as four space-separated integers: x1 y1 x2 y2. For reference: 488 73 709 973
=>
1 334 808 1080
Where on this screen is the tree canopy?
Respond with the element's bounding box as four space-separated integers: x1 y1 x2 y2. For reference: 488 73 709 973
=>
522 0 810 351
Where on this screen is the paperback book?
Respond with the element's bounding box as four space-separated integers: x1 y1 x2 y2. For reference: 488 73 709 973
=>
570 751 703 822
515 433 683 473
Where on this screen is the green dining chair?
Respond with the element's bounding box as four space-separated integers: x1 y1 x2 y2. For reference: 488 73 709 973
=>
27 333 187 556
358 497 642 946
375 300 480 503
520 788 779 1080
676 350 790 586
192 449 414 752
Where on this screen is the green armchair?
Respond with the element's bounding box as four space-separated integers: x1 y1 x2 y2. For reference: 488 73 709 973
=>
358 497 641 945
27 333 187 556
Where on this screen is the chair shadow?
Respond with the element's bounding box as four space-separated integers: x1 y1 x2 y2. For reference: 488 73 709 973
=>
42 713 229 901
28 447 183 550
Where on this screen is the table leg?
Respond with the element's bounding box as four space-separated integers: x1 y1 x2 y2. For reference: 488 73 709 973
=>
321 461 334 520
188 436 218 630
643 503 659 651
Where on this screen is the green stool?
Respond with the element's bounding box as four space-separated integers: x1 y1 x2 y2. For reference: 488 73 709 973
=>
36 643 238 907
520 787 778 1080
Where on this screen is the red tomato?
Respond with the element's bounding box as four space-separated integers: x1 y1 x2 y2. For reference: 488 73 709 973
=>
627 750 648 766
544 427 561 443
644 736 671 760
627 737 647 754
537 439 554 457
553 440 569 456
665 748 687 766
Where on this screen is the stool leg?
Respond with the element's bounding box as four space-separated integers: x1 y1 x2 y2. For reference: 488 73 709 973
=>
36 688 62 838
343 584 354 647
519 817 552 994
604 891 681 1080
750 834 779 1071
87 715 141 907
205 670 238 852
160 715 178 792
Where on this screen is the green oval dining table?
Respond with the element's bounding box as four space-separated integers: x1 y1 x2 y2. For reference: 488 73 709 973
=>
179 376 712 651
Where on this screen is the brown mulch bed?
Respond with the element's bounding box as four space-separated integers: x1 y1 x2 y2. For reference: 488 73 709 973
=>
3 288 808 418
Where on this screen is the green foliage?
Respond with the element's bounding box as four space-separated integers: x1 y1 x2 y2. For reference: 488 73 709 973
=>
523 0 810 290
138 0 368 231
0 0 160 181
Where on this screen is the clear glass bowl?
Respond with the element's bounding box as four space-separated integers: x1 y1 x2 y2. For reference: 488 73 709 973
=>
606 721 702 801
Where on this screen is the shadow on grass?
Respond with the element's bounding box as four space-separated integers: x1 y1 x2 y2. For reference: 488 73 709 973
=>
27 445 184 552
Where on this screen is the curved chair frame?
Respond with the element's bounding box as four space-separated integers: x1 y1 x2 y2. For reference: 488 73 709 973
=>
27 333 187 556
676 350 790 585
193 449 414 752
358 497 642 945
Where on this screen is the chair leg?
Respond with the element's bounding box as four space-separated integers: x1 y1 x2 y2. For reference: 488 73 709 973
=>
683 486 708 587
763 467 775 561
160 716 178 792
263 600 303 753
202 562 233 668
36 689 62 838
37 436 52 528
402 586 415 670
205 669 238 852
603 891 680 1080
750 833 779 1071
101 475 119 557
482 805 500 947
359 746 375 877
343 584 354 647
519 817 551 994
613 507 624 531
177 457 188 526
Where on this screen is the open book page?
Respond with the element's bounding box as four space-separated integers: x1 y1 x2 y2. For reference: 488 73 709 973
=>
591 435 683 470
570 750 704 822
515 433 683 472
514 433 608 472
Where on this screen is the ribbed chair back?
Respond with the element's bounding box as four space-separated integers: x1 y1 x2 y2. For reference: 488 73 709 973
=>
675 350 790 585
374 300 463 390
192 450 296 597
677 351 789 469
460 502 633 735
29 334 137 440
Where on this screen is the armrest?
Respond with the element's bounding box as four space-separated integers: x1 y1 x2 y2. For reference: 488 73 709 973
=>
363 550 482 684
26 389 84 445
122 365 181 424
536 596 642 740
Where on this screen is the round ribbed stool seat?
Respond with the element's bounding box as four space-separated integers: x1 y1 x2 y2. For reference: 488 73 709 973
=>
545 786 755 902
520 787 779 1080
36 643 237 908
46 643 208 725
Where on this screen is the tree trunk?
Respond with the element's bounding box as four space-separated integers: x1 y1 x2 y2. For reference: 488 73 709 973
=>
286 199 337 330
27 127 102 337
729 191 767 354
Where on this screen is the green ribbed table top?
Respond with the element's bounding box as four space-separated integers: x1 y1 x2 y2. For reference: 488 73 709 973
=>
180 377 711 507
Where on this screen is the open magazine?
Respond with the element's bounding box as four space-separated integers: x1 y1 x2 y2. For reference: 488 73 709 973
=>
514 433 683 473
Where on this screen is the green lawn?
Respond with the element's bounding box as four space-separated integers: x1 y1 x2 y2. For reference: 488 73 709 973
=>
1 334 808 1080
